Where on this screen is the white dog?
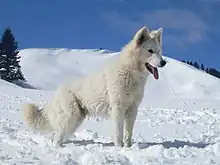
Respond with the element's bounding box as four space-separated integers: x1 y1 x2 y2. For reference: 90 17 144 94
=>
22 25 167 147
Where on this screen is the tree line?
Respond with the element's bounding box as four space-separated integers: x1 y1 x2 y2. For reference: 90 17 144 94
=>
181 60 220 79
0 27 25 82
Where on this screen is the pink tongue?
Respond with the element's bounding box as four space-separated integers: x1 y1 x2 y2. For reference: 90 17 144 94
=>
152 68 159 79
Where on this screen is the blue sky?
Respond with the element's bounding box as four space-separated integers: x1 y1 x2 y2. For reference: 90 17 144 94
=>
0 0 220 69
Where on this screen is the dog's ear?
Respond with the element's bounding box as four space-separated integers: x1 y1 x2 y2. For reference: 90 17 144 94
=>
155 27 163 46
133 26 150 47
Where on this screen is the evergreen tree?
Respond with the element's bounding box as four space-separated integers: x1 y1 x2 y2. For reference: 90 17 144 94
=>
193 61 200 69
178 59 220 79
1 27 25 82
201 64 205 70
208 68 220 78
0 48 8 80
205 68 209 73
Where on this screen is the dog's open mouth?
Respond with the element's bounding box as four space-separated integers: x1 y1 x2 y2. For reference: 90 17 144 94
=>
145 63 159 80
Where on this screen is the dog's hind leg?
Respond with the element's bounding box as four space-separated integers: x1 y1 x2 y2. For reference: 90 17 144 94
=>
52 95 87 147
53 114 85 147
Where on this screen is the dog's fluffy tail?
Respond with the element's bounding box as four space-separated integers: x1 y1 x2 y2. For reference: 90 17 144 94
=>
22 103 51 131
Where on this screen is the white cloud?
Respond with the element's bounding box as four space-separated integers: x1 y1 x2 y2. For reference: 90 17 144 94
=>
102 9 209 47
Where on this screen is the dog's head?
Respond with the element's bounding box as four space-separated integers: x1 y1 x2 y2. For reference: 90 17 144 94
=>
133 26 166 79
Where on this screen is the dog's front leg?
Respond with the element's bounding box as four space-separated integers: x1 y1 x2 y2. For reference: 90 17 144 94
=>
112 105 124 147
123 104 138 147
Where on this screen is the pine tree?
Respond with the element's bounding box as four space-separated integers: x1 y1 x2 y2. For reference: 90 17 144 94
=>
1 27 25 82
205 68 209 73
201 64 205 70
193 61 200 69
0 48 8 80
181 60 186 63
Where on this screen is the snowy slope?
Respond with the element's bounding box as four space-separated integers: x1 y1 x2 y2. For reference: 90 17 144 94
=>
0 48 220 164
19 48 117 90
19 48 220 100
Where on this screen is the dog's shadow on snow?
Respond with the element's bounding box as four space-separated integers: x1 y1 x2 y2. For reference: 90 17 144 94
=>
63 139 210 149
63 139 114 147
137 139 210 149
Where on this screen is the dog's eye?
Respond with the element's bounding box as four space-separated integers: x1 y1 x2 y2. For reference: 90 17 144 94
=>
148 49 154 53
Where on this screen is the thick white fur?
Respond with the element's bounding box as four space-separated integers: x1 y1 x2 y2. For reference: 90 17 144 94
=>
22 26 166 147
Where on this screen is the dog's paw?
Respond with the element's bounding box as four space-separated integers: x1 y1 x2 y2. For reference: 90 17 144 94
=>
123 142 132 148
52 138 66 148
53 141 66 148
123 139 133 148
114 140 123 147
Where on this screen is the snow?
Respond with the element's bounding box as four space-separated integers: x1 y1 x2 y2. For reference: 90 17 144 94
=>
0 48 220 164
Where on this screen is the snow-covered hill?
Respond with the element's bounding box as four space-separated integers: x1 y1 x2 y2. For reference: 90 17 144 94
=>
19 48 220 101
19 48 117 90
0 48 220 164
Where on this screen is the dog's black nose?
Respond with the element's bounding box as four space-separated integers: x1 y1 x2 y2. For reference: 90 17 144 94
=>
160 60 166 67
